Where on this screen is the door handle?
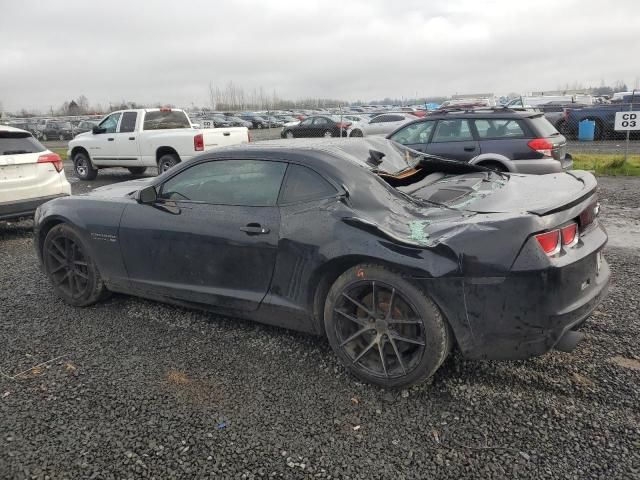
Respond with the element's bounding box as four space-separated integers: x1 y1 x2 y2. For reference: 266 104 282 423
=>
129 137 135 140
223 132 230 136
107 138 114 141
240 223 270 235
463 146 476 152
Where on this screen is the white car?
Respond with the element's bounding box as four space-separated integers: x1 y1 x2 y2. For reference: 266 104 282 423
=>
67 108 249 180
348 113 415 137
0 125 71 222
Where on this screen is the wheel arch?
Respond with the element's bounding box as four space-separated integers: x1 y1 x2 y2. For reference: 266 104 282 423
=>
469 153 514 172
70 146 92 163
308 255 456 340
156 146 180 164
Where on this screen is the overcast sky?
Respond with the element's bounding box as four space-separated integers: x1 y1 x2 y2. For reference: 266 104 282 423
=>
1 0 638 112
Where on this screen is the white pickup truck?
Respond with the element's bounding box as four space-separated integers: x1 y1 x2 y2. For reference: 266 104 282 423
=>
67 108 249 180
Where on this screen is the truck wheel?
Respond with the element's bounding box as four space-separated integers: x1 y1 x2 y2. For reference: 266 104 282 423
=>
127 167 147 175
73 152 98 181
158 153 180 173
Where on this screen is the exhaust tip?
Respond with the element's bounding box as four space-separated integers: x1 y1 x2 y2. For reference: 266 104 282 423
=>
554 330 585 353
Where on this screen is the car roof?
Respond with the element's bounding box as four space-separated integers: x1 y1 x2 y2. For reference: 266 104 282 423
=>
425 109 541 120
0 124 30 134
206 137 415 174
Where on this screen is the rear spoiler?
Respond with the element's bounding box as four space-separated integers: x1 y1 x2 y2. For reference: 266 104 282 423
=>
527 170 597 216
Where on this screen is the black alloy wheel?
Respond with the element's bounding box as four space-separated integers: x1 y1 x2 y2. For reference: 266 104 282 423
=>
325 264 451 388
43 224 108 306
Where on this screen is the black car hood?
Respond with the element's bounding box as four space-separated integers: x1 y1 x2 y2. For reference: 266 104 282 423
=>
404 170 596 216
84 178 153 198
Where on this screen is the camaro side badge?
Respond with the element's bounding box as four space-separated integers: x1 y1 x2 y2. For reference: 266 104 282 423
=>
91 232 117 243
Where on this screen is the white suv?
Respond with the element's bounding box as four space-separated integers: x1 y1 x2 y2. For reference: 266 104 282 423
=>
0 125 71 222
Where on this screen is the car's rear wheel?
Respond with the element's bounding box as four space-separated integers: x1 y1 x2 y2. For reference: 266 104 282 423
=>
43 224 109 307
350 129 363 137
158 153 180 173
324 264 451 388
285 130 294 139
257 123 263 129
127 167 147 175
73 151 98 180
323 130 334 138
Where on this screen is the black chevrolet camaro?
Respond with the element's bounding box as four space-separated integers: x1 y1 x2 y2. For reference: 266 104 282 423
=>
34 137 610 387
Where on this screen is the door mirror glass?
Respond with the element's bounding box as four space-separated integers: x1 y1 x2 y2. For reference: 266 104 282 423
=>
92 125 106 134
137 185 157 204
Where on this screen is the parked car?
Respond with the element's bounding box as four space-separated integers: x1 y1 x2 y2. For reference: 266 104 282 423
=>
275 114 299 124
387 109 572 174
74 120 99 136
34 137 609 388
348 113 415 137
224 116 253 128
563 95 640 140
67 108 249 180
264 116 284 128
38 120 74 141
239 114 271 129
0 125 71 221
281 115 351 138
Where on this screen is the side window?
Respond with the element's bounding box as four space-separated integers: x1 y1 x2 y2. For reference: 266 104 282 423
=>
159 160 287 206
299 119 313 127
143 111 190 130
119 112 138 133
432 119 473 143
389 121 434 145
474 119 525 139
369 115 387 124
279 164 337 204
389 115 407 122
313 117 329 126
99 113 121 134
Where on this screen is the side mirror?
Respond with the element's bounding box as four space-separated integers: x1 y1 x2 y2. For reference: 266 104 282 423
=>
92 125 106 134
137 185 157 204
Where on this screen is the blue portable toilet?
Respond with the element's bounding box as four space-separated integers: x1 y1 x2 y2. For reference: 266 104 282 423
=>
578 120 595 141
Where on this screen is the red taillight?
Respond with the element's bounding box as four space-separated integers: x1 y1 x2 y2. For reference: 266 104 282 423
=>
527 138 553 157
561 223 578 246
37 152 63 172
159 107 172 112
535 229 560 255
194 133 204 151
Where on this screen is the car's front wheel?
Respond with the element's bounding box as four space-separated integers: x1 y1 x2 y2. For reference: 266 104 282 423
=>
127 167 147 175
323 130 334 138
324 264 452 388
285 130 295 139
73 152 98 180
43 223 109 307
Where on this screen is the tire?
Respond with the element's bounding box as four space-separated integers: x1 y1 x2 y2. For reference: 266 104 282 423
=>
350 129 363 137
257 123 263 129
285 130 295 139
479 161 507 173
324 264 452 388
158 153 180 173
42 223 109 307
42 133 48 141
127 167 147 175
73 151 98 181
323 130 334 138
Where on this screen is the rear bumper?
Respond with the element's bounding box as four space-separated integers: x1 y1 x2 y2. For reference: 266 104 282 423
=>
420 221 610 361
0 194 70 221
512 155 573 174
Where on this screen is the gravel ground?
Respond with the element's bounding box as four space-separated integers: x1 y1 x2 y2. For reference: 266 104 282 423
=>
1 176 639 479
